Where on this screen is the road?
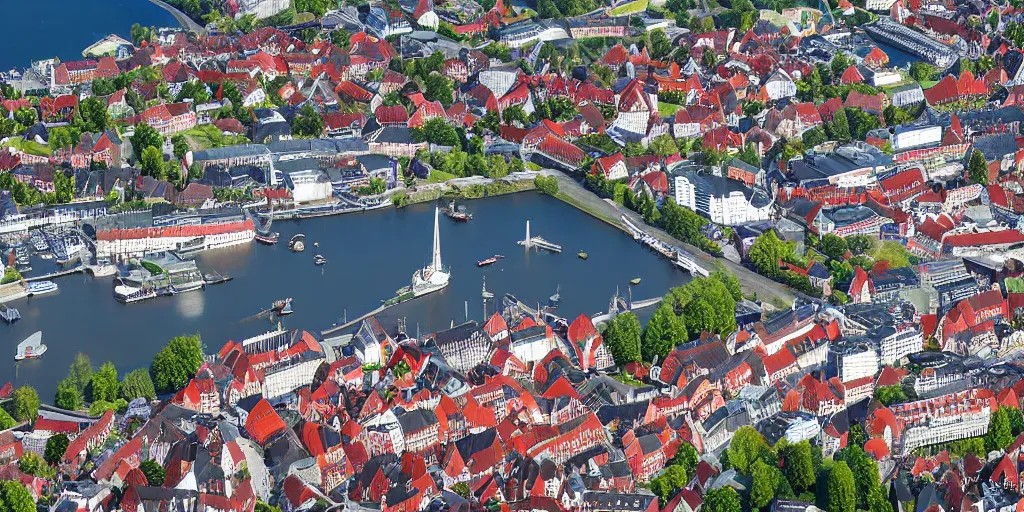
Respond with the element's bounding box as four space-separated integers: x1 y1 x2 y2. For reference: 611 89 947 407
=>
540 170 796 309
145 0 207 34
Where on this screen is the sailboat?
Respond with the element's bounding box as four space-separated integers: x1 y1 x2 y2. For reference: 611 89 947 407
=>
255 197 280 244
15 331 46 361
410 207 450 297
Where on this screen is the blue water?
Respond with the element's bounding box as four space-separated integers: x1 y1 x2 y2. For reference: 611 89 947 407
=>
874 41 923 70
0 0 177 71
2 194 692 400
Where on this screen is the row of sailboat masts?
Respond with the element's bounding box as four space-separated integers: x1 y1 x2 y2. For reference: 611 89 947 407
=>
517 220 562 252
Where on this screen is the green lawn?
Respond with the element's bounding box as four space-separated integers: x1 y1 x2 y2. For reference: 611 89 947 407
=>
527 162 542 171
3 137 52 156
609 0 648 15
182 124 250 150
427 169 457 183
658 102 681 117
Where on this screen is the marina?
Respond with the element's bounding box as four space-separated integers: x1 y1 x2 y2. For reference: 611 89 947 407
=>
1 193 692 399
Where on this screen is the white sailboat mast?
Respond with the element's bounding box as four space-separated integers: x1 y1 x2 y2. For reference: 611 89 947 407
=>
432 207 442 271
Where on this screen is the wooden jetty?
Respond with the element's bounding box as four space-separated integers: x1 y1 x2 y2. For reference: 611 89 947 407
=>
24 265 86 282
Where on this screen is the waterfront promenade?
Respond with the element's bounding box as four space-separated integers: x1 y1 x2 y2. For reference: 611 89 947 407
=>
145 0 207 34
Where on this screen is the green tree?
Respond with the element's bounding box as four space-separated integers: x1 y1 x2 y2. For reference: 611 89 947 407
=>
12 107 36 127
727 426 770 475
44 433 70 465
869 486 894 512
67 353 93 393
91 77 117 96
968 149 989 185
451 482 471 500
424 74 455 106
150 334 205 394
986 406 1014 452
847 234 875 255
874 241 913 268
0 408 14 430
76 97 110 133
845 107 882 140
837 446 880 509
538 0 562 17
291 104 324 138
820 234 849 260
703 487 742 512
909 62 937 82
670 441 699 480
502 105 528 126
874 385 906 406
140 146 166 179
416 117 461 147
710 269 742 301
751 458 781 509
1008 407 1024 436
828 461 856 512
0 481 36 512
649 134 679 157
7 386 39 423
780 441 816 493
826 108 852 143
140 459 167 486
119 368 157 401
534 175 559 195
131 123 164 154
171 135 190 160
650 465 689 505
48 126 78 151
748 229 793 278
830 52 851 78
604 312 642 366
648 29 672 60
642 304 687 362
89 361 119 403
883 104 914 127
17 452 45 477
55 378 84 411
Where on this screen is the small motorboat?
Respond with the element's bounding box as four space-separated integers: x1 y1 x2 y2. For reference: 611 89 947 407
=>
204 272 233 285
477 254 504 267
272 298 294 315
27 281 57 296
314 254 327 266
255 232 280 245
630 278 641 285
15 331 46 361
289 234 306 252
577 252 588 260
549 285 561 306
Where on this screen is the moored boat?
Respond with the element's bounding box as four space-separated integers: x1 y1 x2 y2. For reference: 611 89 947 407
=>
272 298 294 315
578 251 588 260
477 256 498 267
255 232 280 245
289 234 306 252
15 331 46 361
0 304 19 323
441 199 472 221
204 272 233 285
314 254 327 266
630 278 641 285
27 281 57 296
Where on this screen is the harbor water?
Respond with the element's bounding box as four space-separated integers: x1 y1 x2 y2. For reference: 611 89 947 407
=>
0 0 177 71
2 193 692 400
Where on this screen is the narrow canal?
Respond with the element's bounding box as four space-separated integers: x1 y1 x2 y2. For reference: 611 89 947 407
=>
3 193 693 400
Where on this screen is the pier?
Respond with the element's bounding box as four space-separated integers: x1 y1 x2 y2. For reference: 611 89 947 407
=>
517 220 563 253
24 265 86 282
621 216 709 277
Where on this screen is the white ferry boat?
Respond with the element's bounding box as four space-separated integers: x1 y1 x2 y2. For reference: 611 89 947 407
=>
27 281 58 296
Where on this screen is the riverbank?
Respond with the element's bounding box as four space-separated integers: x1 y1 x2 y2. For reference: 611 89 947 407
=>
144 0 207 34
539 170 796 309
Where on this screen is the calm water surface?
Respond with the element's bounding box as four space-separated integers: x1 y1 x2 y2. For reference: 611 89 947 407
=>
2 193 691 400
0 0 177 71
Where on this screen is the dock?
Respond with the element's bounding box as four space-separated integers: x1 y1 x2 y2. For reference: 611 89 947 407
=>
621 216 709 277
517 220 562 253
321 304 388 336
24 265 86 282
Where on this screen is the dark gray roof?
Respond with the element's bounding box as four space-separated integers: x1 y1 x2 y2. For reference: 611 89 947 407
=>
373 127 416 144
972 133 1017 162
396 407 438 434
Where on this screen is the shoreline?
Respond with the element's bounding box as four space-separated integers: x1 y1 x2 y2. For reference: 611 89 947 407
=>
143 0 206 34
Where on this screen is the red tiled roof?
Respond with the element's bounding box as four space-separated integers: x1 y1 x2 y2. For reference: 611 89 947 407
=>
96 220 253 241
244 398 287 445
944 229 1024 247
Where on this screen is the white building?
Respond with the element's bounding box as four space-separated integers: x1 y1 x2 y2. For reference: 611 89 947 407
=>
673 171 774 226
479 67 520 98
866 0 897 11
828 341 879 384
285 170 333 203
880 327 923 366
764 69 797 101
891 84 925 107
893 125 942 151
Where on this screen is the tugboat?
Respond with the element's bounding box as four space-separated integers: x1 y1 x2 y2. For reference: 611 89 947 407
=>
477 255 504 267
441 199 473 221
289 234 306 252
271 298 294 315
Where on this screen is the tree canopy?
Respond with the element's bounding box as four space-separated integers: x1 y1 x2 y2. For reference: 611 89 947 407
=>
703 487 741 512
89 362 119 403
726 426 770 475
7 386 39 423
604 312 642 366
150 334 205 394
44 434 69 465
0 481 36 512
140 459 167 486
131 123 164 155
828 461 857 512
